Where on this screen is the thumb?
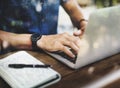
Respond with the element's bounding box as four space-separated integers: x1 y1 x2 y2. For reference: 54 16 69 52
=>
73 30 82 36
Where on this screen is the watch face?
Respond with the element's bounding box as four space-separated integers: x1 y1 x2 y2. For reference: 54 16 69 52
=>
33 33 41 40
31 33 42 49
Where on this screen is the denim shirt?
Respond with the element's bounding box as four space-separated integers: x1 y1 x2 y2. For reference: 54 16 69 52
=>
0 0 66 35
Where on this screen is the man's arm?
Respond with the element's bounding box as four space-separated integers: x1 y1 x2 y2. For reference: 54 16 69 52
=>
0 30 32 50
0 30 80 58
61 0 87 35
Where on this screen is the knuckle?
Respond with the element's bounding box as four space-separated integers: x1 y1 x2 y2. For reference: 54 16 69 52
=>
62 46 66 50
54 41 59 45
62 46 67 51
69 42 73 46
62 32 69 37
59 45 64 50
74 37 79 42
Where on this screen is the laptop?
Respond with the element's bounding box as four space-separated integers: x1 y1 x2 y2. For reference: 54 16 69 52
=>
47 6 120 69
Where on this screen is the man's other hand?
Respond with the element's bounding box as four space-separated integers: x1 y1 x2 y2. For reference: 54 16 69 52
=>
73 20 88 36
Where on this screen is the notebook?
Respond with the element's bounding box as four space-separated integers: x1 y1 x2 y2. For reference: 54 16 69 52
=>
47 6 120 69
0 51 61 88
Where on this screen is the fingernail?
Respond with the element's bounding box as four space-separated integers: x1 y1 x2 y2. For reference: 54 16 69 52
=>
77 30 82 34
76 30 82 36
72 54 75 58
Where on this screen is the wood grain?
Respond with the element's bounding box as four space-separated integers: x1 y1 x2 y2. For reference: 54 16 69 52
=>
0 51 120 88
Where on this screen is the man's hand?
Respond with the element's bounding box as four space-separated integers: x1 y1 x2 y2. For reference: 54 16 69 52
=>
62 0 87 37
73 20 88 37
37 33 81 58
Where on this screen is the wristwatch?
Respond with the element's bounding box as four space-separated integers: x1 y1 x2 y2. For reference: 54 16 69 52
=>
31 33 42 49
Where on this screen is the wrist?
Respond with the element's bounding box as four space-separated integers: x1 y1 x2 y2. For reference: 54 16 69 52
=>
79 19 87 23
36 35 46 50
79 19 88 29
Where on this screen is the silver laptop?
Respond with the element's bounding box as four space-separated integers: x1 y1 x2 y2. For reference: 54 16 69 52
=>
47 6 120 69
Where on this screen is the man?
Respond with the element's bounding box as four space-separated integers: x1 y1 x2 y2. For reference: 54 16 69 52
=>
0 0 87 58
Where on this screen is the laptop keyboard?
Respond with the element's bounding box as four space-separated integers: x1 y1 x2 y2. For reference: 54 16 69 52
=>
52 49 77 63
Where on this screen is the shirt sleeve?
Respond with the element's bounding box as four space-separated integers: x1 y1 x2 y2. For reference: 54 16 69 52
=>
60 0 69 4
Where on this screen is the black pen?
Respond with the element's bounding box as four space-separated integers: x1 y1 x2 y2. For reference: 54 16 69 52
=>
8 64 51 69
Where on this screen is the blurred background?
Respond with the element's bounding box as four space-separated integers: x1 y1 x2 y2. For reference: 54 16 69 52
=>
78 0 120 8
58 0 120 34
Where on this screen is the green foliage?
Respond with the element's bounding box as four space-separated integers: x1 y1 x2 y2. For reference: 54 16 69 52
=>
94 0 120 8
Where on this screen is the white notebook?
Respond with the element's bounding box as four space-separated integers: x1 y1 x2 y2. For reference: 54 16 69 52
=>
0 51 61 88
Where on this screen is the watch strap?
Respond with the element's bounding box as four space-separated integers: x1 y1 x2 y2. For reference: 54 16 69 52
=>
31 33 42 49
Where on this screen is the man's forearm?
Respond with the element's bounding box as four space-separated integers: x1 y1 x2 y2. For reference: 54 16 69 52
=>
0 30 32 50
61 0 85 28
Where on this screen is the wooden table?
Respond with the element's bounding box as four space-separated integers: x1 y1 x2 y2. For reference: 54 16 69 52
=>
0 50 120 88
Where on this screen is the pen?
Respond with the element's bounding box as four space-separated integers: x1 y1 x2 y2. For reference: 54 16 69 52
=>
8 64 51 69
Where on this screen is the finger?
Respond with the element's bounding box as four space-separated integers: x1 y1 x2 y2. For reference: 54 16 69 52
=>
63 41 79 53
61 46 75 58
80 27 86 36
60 33 81 50
67 36 81 49
74 37 81 48
73 30 82 36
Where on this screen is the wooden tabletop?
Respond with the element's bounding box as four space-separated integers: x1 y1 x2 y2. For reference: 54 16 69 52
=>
0 50 120 88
